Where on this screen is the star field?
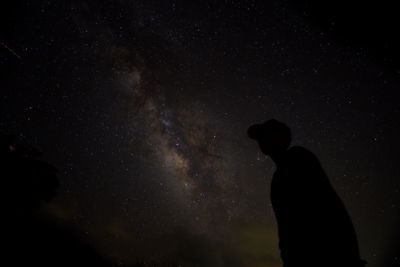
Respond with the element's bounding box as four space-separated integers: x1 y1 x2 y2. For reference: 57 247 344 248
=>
1 1 400 266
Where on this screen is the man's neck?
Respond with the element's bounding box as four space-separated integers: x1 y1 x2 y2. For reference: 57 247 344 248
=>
269 149 288 166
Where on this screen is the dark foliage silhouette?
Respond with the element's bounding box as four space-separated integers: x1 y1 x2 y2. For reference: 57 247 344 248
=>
1 132 110 267
1 133 58 217
248 120 367 267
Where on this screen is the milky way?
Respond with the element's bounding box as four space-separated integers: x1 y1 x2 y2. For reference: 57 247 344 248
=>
112 49 242 233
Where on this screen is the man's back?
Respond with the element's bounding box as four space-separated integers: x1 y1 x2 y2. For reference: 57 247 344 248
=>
270 146 362 266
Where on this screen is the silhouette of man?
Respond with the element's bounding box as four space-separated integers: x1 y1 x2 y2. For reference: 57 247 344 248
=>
248 120 366 267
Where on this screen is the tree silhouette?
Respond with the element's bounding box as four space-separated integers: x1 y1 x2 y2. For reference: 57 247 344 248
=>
1 132 110 266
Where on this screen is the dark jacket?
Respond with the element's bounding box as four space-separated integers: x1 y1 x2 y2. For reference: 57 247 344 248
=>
271 146 365 267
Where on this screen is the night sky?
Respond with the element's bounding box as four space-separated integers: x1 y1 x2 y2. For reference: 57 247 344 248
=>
2 1 400 266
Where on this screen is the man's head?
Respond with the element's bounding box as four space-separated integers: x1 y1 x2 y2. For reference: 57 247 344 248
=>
247 119 291 156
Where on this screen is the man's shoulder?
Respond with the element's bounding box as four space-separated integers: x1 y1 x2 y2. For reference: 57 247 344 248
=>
286 146 315 158
280 146 319 168
288 145 310 152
